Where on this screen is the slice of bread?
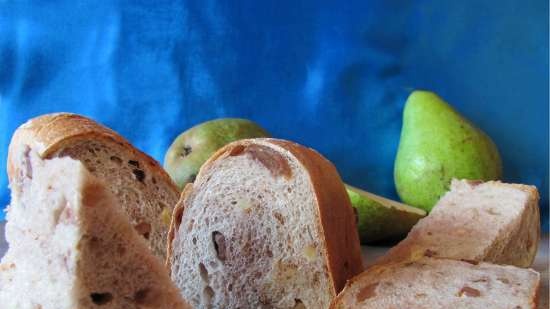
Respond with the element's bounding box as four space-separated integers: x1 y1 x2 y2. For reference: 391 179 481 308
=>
377 179 540 267
7 113 179 260
0 147 190 309
168 138 364 309
330 257 540 309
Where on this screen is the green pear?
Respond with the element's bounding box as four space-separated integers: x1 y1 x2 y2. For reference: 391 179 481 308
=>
164 118 270 188
394 90 502 211
346 185 426 244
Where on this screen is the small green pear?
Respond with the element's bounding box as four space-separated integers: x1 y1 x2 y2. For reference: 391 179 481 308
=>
346 185 426 244
394 91 502 212
164 118 270 188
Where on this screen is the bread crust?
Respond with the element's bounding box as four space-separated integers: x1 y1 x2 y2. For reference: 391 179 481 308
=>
7 113 178 192
166 183 193 269
167 138 364 297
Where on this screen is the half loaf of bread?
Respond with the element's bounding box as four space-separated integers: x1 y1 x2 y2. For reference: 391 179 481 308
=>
168 138 364 309
7 113 180 260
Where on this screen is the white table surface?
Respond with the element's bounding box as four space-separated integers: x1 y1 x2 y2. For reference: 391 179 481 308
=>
0 222 547 308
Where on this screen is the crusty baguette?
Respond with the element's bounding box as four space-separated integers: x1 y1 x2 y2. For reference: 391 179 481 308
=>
330 257 540 309
0 147 190 309
376 179 540 267
168 138 364 309
7 113 179 260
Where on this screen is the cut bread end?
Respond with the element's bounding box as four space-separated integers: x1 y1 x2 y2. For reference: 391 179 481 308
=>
168 138 363 309
377 179 540 267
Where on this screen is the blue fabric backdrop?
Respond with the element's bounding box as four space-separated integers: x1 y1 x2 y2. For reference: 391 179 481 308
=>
0 1 548 229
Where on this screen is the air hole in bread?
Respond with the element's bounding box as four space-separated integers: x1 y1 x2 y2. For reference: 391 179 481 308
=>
203 286 215 306
356 282 379 302
109 156 122 165
134 222 151 240
90 292 113 305
128 160 140 167
199 263 209 282
212 231 227 261
173 208 185 232
132 169 146 182
293 299 306 309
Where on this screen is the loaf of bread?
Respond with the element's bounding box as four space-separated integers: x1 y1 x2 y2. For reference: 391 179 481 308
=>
7 113 179 260
330 257 540 309
168 138 364 309
377 179 540 267
0 147 190 308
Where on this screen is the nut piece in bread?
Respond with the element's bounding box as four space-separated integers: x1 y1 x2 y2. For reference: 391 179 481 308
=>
377 179 540 267
7 113 180 260
0 147 190 309
330 257 540 309
168 138 364 309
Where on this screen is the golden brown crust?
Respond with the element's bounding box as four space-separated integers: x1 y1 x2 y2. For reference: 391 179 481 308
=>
532 279 540 309
7 113 178 192
266 139 364 294
166 183 193 269
168 138 364 297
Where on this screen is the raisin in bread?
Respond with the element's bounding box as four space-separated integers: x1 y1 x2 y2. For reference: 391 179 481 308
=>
331 257 540 309
0 147 190 309
168 138 364 309
377 179 540 267
7 113 179 260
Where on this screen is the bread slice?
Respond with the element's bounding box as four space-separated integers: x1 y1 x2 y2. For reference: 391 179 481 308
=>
0 147 190 309
377 179 540 267
7 113 179 260
330 257 540 309
168 138 364 309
